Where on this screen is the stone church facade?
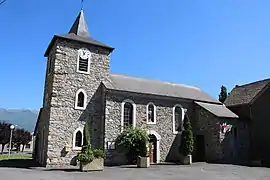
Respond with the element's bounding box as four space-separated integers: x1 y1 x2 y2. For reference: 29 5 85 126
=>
33 10 249 167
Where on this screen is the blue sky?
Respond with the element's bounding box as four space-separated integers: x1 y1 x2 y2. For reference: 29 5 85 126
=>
0 0 270 109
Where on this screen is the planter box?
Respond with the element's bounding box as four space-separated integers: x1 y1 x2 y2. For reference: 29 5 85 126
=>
137 156 150 168
80 158 104 172
181 155 192 165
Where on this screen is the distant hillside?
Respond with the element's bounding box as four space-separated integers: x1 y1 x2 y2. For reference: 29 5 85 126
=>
0 108 39 132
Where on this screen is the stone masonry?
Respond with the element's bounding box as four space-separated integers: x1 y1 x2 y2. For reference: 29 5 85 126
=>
104 90 194 165
36 38 111 167
194 106 249 164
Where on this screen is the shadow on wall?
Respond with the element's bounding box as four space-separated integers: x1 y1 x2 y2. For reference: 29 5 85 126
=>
67 84 105 166
165 133 182 163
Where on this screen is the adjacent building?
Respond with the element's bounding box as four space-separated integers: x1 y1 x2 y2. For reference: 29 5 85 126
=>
225 79 270 166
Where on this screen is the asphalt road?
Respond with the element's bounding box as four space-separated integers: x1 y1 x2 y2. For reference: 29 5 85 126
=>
0 163 270 180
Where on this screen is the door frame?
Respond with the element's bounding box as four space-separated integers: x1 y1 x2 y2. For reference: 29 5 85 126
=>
147 130 161 163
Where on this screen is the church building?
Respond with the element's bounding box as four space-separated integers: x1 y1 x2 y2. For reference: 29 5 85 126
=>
34 10 249 167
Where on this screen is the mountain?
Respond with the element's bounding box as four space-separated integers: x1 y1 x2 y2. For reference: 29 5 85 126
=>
0 108 39 132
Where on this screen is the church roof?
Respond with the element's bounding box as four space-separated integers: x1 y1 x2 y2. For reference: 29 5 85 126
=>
195 101 238 118
103 73 221 104
45 10 114 56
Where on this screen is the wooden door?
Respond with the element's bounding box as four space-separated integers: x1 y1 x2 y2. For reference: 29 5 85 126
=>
149 142 154 163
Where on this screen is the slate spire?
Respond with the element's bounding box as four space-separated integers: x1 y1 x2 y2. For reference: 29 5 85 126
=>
68 10 90 37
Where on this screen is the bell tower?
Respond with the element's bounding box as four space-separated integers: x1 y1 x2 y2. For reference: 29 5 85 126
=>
35 9 114 166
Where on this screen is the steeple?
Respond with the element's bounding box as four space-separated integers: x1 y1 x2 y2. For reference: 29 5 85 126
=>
68 10 90 37
45 9 114 57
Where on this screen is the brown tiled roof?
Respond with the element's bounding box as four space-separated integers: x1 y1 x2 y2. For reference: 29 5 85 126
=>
224 78 270 107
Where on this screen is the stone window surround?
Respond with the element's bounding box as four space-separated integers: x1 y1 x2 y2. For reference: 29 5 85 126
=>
121 99 136 132
75 89 87 110
172 104 186 135
72 127 84 151
146 102 156 125
76 48 91 74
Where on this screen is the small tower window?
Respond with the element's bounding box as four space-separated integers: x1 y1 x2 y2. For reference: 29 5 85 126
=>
73 128 84 150
77 48 91 74
75 89 87 110
77 92 84 107
75 131 82 147
147 103 156 124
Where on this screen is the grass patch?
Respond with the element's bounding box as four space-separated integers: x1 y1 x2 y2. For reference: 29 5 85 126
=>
0 154 32 161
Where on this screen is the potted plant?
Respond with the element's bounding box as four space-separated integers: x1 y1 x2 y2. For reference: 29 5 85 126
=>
115 127 150 168
179 114 194 165
76 123 104 171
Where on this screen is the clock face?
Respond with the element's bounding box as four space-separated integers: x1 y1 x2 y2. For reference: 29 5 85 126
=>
79 49 91 59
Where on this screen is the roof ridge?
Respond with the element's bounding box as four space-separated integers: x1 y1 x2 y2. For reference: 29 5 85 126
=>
235 78 270 88
110 73 201 91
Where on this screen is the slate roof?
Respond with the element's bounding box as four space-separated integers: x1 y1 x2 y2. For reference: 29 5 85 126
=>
195 101 238 118
45 10 114 57
224 78 270 107
69 10 90 38
103 73 221 104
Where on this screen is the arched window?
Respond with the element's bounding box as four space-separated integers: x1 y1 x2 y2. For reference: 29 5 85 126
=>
124 102 133 128
147 103 156 124
173 105 185 134
72 128 84 150
121 99 136 132
77 92 84 107
77 48 91 74
75 89 87 110
75 131 82 147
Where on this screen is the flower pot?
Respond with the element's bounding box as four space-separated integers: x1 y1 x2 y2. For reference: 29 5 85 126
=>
137 156 150 168
181 155 192 165
80 158 104 172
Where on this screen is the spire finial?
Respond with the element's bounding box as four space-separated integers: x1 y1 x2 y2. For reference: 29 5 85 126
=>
81 0 84 10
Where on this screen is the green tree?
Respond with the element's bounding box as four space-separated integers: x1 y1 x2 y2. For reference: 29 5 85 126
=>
179 114 194 156
83 122 91 150
219 85 228 103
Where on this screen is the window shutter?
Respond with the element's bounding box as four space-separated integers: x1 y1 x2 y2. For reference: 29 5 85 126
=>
78 57 89 72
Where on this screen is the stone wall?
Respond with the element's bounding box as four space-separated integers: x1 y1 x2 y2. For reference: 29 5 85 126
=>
194 106 222 162
35 44 56 166
42 38 110 167
220 118 249 164
104 90 195 165
194 106 249 164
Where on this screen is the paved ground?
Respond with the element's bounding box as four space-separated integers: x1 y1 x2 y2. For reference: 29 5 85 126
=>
0 163 270 180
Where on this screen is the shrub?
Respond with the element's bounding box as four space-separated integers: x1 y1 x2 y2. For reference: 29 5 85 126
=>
93 149 104 159
115 127 149 163
179 114 194 156
76 122 104 164
77 148 94 164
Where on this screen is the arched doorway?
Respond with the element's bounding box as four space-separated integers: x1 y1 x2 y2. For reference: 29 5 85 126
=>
147 130 161 164
149 134 157 163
